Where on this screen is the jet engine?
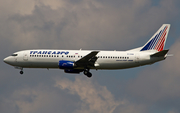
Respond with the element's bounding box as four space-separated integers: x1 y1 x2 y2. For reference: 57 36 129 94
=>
59 60 75 69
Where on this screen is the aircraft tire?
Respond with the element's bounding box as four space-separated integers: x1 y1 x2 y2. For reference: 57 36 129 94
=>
83 70 92 78
87 72 92 78
83 70 88 75
20 71 23 74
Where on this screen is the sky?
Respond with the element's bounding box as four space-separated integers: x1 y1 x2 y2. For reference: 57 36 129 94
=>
1 0 180 113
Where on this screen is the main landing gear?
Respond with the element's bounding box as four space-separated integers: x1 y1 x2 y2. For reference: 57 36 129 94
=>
83 69 92 78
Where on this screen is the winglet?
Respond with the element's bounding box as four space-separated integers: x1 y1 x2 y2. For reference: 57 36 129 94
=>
141 24 171 51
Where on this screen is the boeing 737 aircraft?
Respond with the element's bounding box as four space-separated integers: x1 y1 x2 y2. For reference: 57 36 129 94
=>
4 24 170 77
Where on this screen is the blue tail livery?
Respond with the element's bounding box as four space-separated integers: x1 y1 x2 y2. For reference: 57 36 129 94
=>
141 24 170 51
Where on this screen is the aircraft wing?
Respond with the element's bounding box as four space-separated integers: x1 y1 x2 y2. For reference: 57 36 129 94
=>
75 51 99 68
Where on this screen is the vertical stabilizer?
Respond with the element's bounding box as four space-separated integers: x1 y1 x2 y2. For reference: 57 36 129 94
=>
141 24 170 51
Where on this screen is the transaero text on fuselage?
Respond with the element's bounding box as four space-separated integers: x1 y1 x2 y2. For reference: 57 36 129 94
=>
30 51 69 55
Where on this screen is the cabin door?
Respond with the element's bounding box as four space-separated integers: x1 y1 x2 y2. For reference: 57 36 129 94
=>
135 53 140 63
23 52 28 61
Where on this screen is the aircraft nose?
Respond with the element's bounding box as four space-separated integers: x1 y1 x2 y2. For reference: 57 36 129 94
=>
3 56 14 64
3 57 8 63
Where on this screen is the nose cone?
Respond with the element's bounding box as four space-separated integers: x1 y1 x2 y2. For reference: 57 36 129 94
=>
3 56 14 65
3 57 9 63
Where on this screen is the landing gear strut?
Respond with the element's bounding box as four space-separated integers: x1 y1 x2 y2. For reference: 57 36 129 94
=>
83 69 92 78
20 68 23 74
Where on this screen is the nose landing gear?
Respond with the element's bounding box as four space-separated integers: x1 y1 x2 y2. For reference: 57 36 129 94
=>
20 70 23 74
19 67 23 74
14 67 24 75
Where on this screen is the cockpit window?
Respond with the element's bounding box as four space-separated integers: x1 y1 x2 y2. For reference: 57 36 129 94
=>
11 54 18 56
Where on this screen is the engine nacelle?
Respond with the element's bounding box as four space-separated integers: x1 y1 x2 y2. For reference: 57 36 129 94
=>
64 69 83 74
59 60 74 69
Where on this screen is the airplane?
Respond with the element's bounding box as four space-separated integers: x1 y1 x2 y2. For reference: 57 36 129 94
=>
4 24 170 78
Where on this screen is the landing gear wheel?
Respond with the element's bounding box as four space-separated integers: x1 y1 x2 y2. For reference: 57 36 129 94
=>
84 70 88 75
87 72 92 78
83 69 92 78
20 71 23 74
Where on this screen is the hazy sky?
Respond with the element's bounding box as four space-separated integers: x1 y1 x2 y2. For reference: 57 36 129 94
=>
1 0 180 113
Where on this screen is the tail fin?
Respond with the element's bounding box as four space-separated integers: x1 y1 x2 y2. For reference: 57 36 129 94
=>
141 24 170 51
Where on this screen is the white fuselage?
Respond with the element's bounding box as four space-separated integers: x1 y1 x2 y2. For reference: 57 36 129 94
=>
3 24 170 77
4 49 165 70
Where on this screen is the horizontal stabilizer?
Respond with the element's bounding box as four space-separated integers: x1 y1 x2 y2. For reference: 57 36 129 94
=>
150 49 169 57
166 54 173 57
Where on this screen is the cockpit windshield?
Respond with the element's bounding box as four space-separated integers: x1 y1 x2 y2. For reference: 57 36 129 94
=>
11 54 18 56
